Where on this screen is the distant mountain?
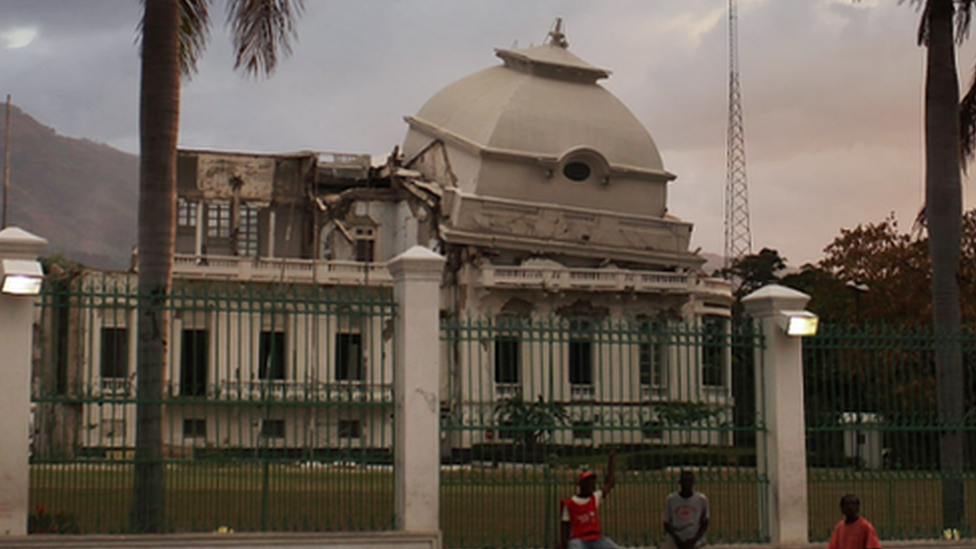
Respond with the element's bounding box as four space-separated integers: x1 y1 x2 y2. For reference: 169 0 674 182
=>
0 105 137 269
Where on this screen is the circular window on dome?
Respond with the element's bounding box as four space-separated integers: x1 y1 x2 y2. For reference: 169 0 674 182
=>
563 162 591 182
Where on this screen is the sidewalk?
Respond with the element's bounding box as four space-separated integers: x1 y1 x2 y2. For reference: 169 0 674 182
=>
0 537 975 549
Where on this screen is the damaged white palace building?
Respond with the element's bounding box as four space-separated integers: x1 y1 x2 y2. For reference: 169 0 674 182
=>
58 25 733 458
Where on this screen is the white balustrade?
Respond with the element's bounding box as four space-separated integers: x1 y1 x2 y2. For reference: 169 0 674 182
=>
479 264 694 293
173 254 392 286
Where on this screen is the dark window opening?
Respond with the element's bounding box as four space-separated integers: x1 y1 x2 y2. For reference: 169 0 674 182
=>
494 336 520 385
100 327 128 379
338 420 362 439
355 239 375 262
335 333 364 381
569 321 593 386
261 419 285 439
563 162 591 182
180 329 208 397
702 316 726 387
183 419 207 438
639 322 665 388
572 420 594 440
259 330 286 380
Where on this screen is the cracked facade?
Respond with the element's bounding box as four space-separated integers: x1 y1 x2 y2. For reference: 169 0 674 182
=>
55 25 734 457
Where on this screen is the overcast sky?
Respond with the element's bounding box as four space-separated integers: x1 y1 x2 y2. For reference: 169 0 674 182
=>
3 0 976 267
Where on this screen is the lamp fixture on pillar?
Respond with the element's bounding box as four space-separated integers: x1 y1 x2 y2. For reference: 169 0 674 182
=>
777 309 819 337
0 258 43 295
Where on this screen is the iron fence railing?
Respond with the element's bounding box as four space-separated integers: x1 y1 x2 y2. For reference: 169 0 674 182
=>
804 323 976 541
439 315 767 548
30 272 396 534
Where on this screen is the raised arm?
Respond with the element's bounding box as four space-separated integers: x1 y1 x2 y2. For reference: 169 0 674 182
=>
602 450 617 497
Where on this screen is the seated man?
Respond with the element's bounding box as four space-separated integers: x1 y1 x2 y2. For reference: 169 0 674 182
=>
560 450 619 549
662 470 709 549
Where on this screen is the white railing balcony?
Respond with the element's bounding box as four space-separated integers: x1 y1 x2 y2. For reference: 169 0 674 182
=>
640 384 668 402
214 380 393 402
696 277 733 298
495 384 521 398
479 265 695 293
570 385 595 400
97 378 134 397
173 254 392 286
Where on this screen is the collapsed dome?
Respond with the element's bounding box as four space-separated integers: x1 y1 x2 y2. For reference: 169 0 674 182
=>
403 23 668 177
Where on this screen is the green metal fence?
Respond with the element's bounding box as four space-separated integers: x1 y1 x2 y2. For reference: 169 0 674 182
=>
804 323 976 541
439 315 768 548
31 272 397 534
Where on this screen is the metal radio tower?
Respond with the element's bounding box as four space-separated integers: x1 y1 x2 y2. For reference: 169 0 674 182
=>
724 0 752 272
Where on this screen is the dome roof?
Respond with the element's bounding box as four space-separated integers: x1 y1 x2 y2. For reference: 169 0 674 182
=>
404 24 668 175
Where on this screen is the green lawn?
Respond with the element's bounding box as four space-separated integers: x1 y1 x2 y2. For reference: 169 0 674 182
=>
29 463 976 546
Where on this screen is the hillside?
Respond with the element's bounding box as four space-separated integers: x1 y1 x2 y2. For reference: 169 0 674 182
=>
0 105 137 268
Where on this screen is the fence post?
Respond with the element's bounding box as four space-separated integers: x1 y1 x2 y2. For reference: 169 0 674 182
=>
742 284 811 546
0 227 46 536
388 246 445 534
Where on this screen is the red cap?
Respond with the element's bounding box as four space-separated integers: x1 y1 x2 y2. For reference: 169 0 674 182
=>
578 470 596 484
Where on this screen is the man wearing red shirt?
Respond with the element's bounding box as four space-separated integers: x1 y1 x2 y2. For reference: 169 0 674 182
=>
828 494 882 549
560 451 619 549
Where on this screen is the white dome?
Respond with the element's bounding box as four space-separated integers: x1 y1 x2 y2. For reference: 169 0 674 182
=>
404 36 667 175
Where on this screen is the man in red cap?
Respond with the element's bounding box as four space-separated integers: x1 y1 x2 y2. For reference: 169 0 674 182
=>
559 450 619 549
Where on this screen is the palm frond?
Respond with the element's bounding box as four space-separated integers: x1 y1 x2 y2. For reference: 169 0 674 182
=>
226 0 304 78
137 0 211 79
912 204 928 239
956 0 976 42
903 0 930 45
178 0 211 78
955 0 976 168
912 0 976 45
960 72 976 168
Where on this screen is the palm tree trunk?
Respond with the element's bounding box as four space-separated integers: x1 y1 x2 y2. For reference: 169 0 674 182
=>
925 0 965 530
131 0 180 533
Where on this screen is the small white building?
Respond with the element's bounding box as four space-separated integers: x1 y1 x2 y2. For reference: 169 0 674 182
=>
840 412 884 469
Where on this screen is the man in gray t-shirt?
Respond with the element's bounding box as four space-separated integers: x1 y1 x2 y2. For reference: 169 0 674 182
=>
662 470 709 549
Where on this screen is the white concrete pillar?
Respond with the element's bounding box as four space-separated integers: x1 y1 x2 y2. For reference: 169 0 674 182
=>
741 284 811 546
388 246 445 534
0 227 46 536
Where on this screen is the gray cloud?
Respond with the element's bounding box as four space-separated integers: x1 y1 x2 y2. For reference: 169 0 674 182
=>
1 0 972 266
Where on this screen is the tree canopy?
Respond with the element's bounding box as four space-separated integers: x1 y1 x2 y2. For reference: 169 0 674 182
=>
730 209 976 326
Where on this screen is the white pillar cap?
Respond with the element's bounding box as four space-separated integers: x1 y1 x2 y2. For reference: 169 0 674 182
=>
388 246 445 278
0 227 47 260
741 284 811 317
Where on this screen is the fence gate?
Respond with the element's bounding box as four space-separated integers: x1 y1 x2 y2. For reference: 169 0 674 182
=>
439 315 768 548
30 272 397 534
804 324 976 541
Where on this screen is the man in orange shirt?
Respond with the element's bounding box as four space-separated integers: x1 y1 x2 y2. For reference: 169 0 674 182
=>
559 451 619 549
828 494 881 549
